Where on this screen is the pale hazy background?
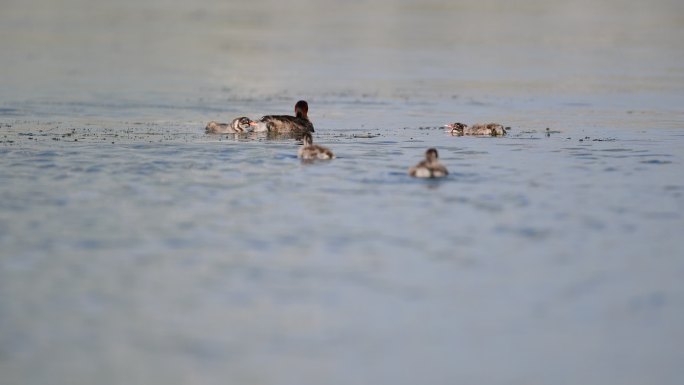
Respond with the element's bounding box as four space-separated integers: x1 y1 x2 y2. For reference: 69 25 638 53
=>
2 0 683 116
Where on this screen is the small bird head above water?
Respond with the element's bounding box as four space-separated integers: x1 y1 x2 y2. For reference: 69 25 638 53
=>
445 122 467 134
295 100 309 119
425 148 439 162
301 132 314 146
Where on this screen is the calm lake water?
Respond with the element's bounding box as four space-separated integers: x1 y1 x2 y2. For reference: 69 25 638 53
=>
2 1 684 384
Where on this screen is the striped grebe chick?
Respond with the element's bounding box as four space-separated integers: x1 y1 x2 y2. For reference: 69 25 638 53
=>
446 122 506 136
298 132 335 160
251 100 315 133
409 148 448 178
206 117 254 134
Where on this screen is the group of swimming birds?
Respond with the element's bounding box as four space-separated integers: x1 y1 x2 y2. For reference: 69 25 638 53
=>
205 100 508 178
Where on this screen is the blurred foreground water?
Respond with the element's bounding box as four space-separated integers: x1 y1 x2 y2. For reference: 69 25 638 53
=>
1 1 684 384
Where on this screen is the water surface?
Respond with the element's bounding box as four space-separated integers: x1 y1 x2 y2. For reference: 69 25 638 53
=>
1 1 684 384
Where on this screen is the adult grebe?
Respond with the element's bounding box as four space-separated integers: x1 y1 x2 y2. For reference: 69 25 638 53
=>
251 100 315 133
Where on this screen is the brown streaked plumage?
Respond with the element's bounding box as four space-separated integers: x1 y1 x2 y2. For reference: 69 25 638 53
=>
409 148 448 178
446 122 506 136
298 132 335 160
206 117 254 134
252 100 315 133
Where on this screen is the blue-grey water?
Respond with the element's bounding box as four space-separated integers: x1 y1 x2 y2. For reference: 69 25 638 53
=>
2 1 684 384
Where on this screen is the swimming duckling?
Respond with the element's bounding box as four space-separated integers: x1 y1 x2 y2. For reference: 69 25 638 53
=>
206 117 254 134
409 148 448 178
446 122 506 136
298 132 335 160
251 100 315 133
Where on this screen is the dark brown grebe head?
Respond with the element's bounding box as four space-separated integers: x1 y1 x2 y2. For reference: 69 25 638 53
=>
301 132 314 146
425 148 439 162
294 100 309 119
